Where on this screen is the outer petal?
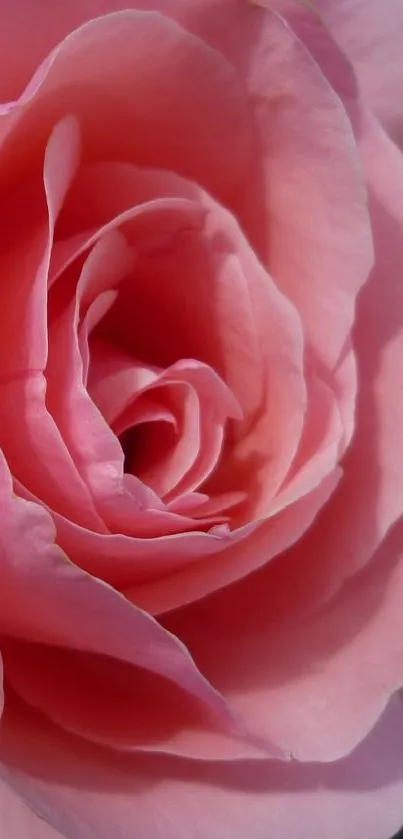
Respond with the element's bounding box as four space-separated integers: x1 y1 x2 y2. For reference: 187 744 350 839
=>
224 2 371 450
161 108 403 761
166 518 403 761
1 640 268 761
1 691 403 839
144 0 372 398
0 656 3 721
267 2 403 589
0 10 251 204
0 777 64 839
316 0 403 147
0 116 103 531
0 0 127 102
0 452 240 735
2 646 59 838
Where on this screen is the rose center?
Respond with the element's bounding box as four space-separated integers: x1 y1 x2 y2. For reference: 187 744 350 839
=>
119 420 177 488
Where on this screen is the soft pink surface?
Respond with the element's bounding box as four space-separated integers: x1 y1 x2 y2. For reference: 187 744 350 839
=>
0 692 403 839
0 1 401 838
316 0 403 147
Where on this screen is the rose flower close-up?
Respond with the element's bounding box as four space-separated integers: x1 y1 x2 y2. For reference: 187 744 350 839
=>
0 1 403 838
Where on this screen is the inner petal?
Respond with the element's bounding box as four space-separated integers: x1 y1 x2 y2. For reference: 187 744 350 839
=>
88 338 241 505
122 382 200 499
52 159 306 525
46 234 134 510
79 166 306 521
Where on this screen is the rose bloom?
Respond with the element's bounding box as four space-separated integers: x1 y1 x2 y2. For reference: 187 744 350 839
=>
0 0 402 837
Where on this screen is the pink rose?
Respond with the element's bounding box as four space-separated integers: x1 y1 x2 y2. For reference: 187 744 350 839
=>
0 0 402 837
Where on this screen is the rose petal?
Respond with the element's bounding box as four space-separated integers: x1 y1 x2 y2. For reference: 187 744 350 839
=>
56 158 308 524
87 343 162 427
129 469 340 613
47 192 209 528
0 775 64 839
0 113 78 377
234 5 371 446
84 166 306 519
0 117 104 530
166 513 403 761
162 111 403 747
47 506 255 588
46 233 135 514
89 346 241 504
52 196 206 285
1 689 403 839
316 0 403 147
0 10 251 202
0 657 3 722
126 382 202 499
264 5 403 591
0 453 240 732
272 374 343 514
249 112 403 622
2 640 269 761
152 0 372 447
162 105 403 757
